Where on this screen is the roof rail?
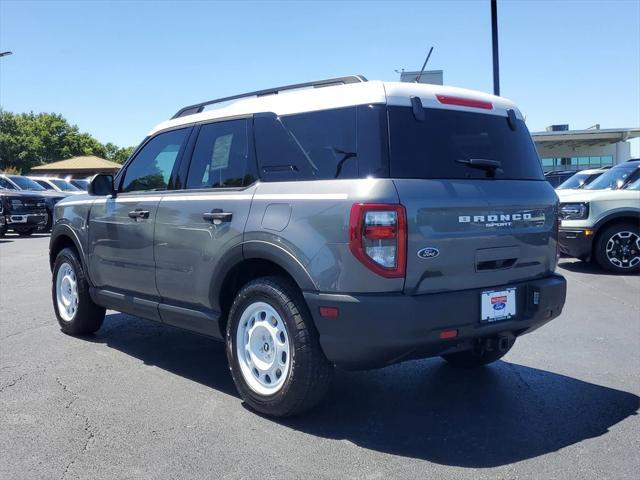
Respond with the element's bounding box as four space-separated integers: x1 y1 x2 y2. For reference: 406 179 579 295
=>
170 75 368 119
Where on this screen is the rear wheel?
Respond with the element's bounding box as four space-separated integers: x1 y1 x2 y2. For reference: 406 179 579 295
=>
442 340 513 368
52 247 105 335
595 222 640 273
15 226 36 237
226 276 333 417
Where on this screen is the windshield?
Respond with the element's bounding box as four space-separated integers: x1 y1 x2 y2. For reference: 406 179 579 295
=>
8 175 46 191
71 179 89 189
585 166 636 190
556 172 591 190
388 107 544 180
34 179 56 190
50 179 80 191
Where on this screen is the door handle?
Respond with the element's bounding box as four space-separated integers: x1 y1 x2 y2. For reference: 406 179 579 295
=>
202 209 233 224
128 209 150 219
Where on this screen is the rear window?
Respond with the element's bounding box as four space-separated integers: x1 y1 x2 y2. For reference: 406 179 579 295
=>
388 107 544 180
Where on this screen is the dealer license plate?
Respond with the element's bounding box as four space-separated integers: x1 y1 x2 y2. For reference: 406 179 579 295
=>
480 288 516 322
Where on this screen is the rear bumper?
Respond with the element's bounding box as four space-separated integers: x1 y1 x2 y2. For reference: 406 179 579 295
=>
559 227 593 260
304 274 566 370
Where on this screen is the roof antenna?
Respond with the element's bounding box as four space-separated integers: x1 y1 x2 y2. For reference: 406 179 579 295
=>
415 46 434 83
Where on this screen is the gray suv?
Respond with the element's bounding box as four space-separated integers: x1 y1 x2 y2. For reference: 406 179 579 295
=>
50 76 567 416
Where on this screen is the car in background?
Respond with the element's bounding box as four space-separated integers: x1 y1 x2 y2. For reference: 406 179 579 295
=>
556 167 608 190
28 176 83 195
0 189 49 237
581 160 640 191
558 175 640 273
0 174 66 232
544 170 576 188
68 178 90 190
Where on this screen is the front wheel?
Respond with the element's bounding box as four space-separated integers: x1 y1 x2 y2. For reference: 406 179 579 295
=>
52 247 105 335
226 276 333 417
594 222 640 273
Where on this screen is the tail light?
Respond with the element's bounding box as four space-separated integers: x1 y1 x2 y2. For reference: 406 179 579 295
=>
349 203 407 278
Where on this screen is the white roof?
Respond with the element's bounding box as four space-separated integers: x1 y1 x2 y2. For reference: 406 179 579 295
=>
149 80 520 136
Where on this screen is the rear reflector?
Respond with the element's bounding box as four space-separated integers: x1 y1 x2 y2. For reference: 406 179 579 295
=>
319 307 339 318
439 329 458 340
436 95 493 110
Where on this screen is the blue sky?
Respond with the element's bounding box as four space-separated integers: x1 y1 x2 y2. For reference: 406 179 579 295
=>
1 0 638 155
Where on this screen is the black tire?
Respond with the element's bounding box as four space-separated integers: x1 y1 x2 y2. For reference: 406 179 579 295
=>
226 276 333 417
15 227 36 237
442 341 513 368
594 222 640 274
0 220 7 238
52 247 105 335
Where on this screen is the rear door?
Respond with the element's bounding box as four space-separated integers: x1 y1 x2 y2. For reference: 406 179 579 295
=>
154 117 257 330
88 127 191 317
388 105 558 295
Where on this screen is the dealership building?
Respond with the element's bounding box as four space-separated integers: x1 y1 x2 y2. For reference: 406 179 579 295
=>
531 125 640 172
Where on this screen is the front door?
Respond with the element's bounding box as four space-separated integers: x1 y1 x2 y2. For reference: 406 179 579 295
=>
154 118 257 333
88 127 191 316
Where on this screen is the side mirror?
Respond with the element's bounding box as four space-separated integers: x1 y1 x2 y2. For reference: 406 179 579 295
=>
88 174 115 196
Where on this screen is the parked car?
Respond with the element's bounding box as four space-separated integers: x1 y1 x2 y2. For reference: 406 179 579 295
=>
50 76 566 416
556 167 608 190
581 160 640 191
0 174 66 231
68 178 90 191
28 176 83 194
558 176 640 273
0 189 48 237
544 170 576 188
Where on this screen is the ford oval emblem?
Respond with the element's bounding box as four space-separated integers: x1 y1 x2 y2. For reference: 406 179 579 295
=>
417 247 439 259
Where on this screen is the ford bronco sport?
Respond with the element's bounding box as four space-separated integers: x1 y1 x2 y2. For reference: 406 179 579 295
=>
558 161 640 273
50 76 567 416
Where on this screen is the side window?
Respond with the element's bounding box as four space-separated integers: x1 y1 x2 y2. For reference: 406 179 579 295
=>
255 107 360 181
0 177 17 190
121 128 189 193
186 119 255 189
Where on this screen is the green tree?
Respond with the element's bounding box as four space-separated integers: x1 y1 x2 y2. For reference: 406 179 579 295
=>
0 110 131 173
104 143 135 164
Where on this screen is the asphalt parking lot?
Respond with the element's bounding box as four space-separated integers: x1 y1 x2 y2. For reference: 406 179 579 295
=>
1 233 639 480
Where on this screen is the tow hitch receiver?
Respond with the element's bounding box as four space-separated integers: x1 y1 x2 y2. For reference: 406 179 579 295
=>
473 334 515 356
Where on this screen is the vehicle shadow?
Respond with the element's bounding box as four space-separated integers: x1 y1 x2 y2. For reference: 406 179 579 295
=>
95 313 639 468
558 259 637 276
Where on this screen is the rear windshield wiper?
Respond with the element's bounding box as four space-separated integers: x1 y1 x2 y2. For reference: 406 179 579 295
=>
456 158 502 171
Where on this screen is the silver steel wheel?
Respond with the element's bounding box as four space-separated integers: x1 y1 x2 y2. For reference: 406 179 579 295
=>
236 301 291 396
56 262 79 322
606 231 640 269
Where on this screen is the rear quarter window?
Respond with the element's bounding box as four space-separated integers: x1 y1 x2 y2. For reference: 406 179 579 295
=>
388 106 544 180
255 105 388 181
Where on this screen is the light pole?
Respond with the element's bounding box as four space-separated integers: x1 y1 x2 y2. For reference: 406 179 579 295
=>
491 0 500 96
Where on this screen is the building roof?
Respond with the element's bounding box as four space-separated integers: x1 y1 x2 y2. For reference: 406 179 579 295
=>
531 127 640 149
31 156 122 172
150 80 520 136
